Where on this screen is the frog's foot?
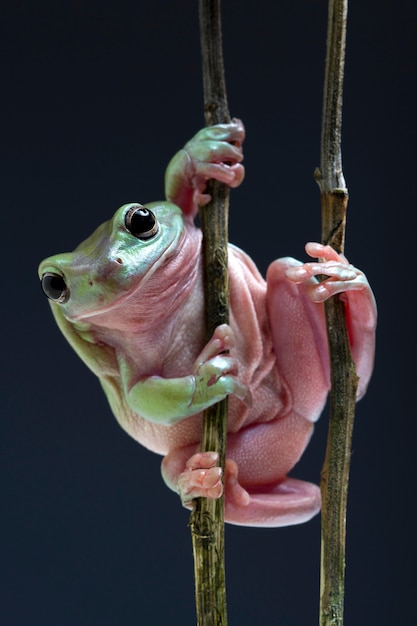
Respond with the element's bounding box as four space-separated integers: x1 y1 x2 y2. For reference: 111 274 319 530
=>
177 451 224 505
177 453 251 508
285 241 370 303
177 453 320 528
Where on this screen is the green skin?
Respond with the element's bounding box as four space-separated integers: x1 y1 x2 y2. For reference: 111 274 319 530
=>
40 200 246 425
39 121 376 527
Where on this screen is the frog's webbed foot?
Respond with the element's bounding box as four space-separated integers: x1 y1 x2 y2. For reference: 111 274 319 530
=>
285 241 371 302
165 119 245 218
281 241 376 400
178 451 224 504
178 453 250 507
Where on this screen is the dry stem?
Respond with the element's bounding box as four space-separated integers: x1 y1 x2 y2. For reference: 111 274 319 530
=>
189 1 230 624
316 1 359 624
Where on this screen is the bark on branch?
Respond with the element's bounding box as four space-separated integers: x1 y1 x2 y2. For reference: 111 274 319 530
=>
189 1 230 624
316 1 359 624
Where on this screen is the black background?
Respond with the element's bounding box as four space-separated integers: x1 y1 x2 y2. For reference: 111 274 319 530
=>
2 1 416 624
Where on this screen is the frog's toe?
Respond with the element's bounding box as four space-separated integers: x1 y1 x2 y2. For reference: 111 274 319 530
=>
178 451 223 506
194 324 235 366
193 161 245 190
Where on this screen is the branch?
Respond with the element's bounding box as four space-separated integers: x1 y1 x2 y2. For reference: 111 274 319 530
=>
189 1 230 624
315 1 359 625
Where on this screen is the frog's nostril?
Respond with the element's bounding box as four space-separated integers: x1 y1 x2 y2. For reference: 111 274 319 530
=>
115 257 123 265
41 272 69 303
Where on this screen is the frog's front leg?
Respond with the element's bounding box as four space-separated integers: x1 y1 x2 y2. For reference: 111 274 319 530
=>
120 324 248 425
165 120 245 220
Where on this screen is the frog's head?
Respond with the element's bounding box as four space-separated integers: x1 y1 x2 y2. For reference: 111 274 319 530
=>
38 201 184 322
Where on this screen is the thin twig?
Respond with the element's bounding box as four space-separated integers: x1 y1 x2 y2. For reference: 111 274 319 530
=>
189 1 230 625
315 1 359 625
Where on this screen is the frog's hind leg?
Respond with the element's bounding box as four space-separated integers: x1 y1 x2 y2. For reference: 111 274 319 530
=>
224 461 321 528
223 414 321 527
266 257 330 423
163 413 321 528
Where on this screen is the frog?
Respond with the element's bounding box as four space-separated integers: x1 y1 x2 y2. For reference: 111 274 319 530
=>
39 119 376 527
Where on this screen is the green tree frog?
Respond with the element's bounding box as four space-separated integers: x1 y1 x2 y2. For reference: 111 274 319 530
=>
39 120 376 527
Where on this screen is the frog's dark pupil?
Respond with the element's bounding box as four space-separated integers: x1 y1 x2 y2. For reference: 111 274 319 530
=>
126 207 158 239
131 209 153 235
41 273 68 302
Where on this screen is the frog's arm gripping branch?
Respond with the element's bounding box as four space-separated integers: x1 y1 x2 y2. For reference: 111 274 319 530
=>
119 325 248 425
165 122 244 221
121 372 235 426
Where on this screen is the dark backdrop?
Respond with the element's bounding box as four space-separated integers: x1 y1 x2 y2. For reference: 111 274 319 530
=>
2 1 415 624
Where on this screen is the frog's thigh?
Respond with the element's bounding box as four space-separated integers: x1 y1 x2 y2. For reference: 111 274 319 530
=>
226 411 314 486
266 257 330 422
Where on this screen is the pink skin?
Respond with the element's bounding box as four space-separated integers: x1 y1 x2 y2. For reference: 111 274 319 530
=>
41 120 376 528
172 243 376 526
162 120 377 527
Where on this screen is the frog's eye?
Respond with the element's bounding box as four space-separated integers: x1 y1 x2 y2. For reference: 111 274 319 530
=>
125 206 159 240
41 272 69 304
